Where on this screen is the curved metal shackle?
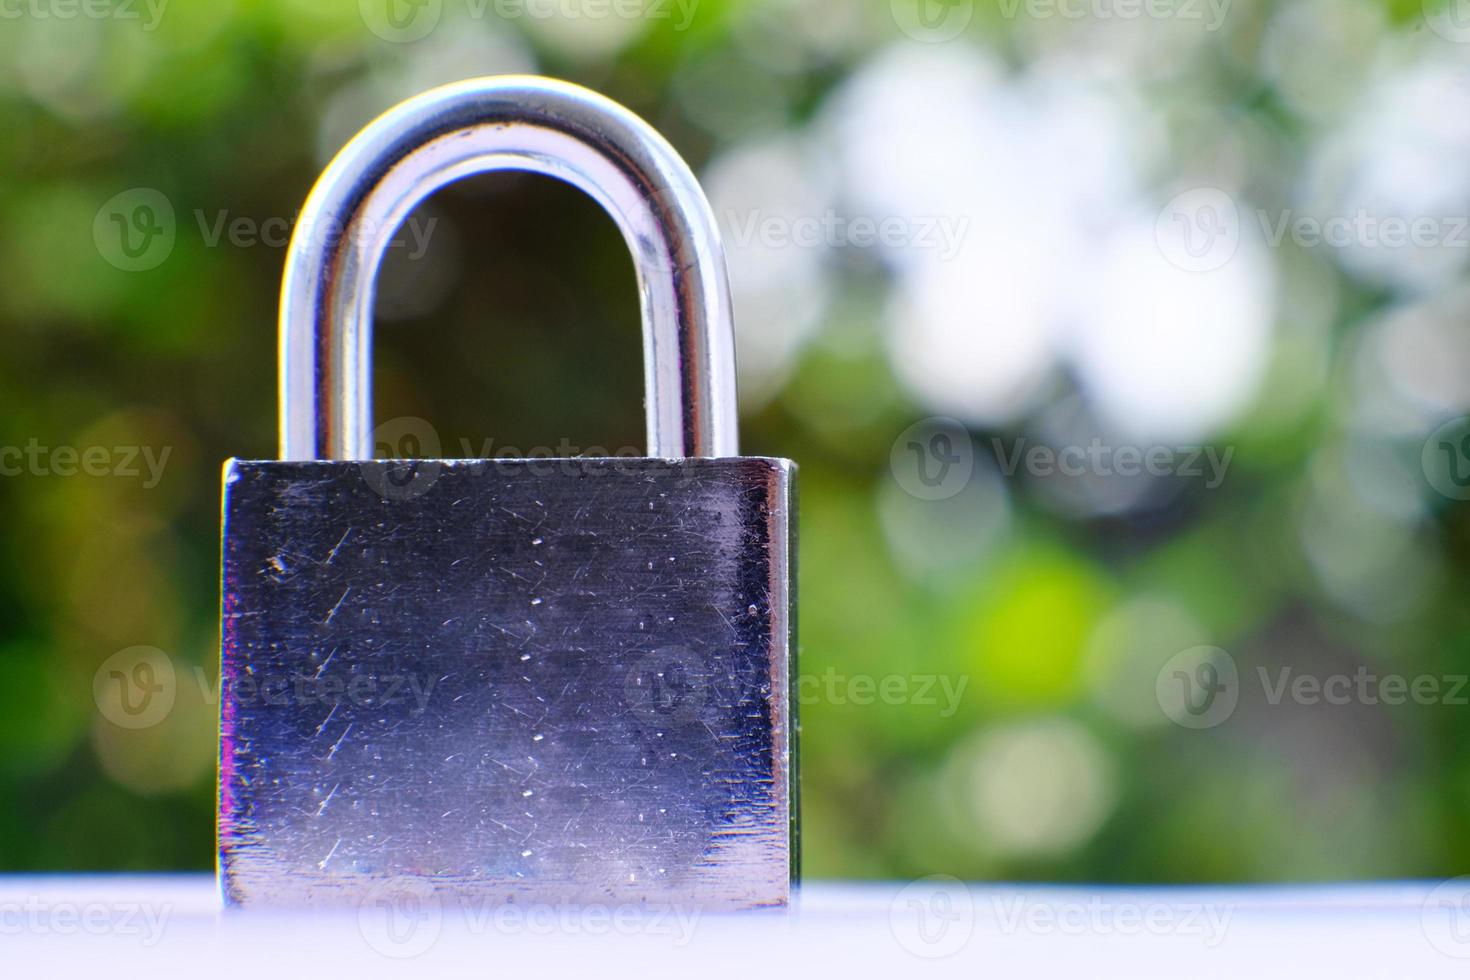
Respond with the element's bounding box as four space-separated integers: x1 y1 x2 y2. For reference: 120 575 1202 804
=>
278 75 739 461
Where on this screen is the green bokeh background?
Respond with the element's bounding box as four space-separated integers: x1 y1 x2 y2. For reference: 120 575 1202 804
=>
3 0 1470 882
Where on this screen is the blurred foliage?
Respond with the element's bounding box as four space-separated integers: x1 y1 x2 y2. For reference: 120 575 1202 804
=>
3 0 1470 885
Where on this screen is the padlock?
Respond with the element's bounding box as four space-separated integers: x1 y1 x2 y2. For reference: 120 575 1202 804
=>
218 76 796 910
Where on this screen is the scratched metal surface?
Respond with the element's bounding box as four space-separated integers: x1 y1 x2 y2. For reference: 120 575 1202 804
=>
219 457 794 909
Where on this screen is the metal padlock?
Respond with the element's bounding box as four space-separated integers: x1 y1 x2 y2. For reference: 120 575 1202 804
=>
218 76 796 910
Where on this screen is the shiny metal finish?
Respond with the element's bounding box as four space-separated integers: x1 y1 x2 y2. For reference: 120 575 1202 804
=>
220 457 794 908
227 75 796 911
278 75 738 461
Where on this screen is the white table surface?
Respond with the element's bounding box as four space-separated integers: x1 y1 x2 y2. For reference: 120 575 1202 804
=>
4 874 1469 977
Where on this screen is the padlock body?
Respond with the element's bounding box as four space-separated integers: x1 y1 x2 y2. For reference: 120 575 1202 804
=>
219 456 795 909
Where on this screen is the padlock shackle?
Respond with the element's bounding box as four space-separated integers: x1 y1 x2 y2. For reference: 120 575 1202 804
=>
278 75 739 461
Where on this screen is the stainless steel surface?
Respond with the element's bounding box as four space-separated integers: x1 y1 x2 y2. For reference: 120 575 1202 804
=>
278 75 739 461
219 457 794 908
